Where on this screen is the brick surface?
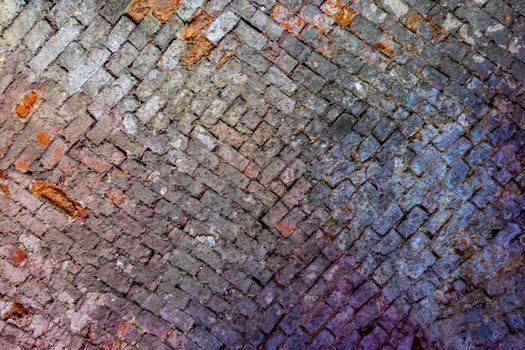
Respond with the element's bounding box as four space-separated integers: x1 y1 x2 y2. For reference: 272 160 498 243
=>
0 0 524 349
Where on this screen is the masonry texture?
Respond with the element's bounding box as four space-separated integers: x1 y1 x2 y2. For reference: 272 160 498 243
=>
0 0 524 349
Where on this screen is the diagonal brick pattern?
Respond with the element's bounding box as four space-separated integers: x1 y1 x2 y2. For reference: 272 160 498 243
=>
1 0 524 349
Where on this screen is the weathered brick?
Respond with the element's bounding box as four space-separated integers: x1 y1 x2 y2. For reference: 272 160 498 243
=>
179 9 212 39
67 47 111 94
271 4 305 34
29 19 82 73
3 0 49 48
13 90 43 119
88 74 137 119
40 138 68 169
320 0 355 26
31 180 88 220
181 36 214 69
252 9 283 40
105 16 136 52
205 10 239 44
1 2 523 349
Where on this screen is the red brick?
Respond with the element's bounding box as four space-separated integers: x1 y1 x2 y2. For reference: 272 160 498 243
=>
276 219 296 237
74 147 111 173
106 187 127 207
9 247 27 266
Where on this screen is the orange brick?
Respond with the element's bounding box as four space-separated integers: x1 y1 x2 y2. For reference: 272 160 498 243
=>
35 131 52 146
216 49 235 69
151 0 181 21
31 180 88 220
126 0 180 22
376 38 395 57
13 90 43 119
179 9 212 40
405 10 424 32
4 302 30 319
15 159 30 172
181 36 213 69
320 0 355 27
271 4 305 35
125 0 151 22
405 10 442 38
0 184 9 196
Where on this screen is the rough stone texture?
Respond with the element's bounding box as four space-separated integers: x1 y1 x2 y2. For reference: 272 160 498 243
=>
0 0 524 350
31 180 89 220
12 90 43 119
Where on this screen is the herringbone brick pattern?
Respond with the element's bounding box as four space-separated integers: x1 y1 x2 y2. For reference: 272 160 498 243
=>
0 0 524 349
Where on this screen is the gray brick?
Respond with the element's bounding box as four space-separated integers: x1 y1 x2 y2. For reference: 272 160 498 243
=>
292 65 325 93
235 21 266 50
29 19 82 72
350 16 383 45
105 16 135 52
265 85 296 114
191 327 222 350
396 206 428 238
265 66 298 95
358 135 380 161
177 0 206 21
131 44 161 78
0 0 24 27
251 10 283 40
88 74 137 119
58 42 85 71
158 40 186 70
80 16 112 50
279 32 311 61
381 0 409 18
2 0 48 48
372 203 404 235
24 20 53 53
205 10 239 44
305 52 338 81
67 47 111 94
2 3 523 349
